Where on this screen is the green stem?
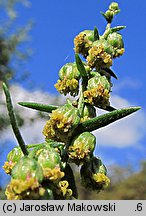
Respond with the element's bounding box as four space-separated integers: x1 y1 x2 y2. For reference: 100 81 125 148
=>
102 23 111 39
2 82 28 155
27 143 45 149
78 78 88 117
78 84 84 117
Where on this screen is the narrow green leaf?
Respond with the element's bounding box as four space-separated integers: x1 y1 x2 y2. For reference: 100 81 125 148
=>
18 102 58 113
74 107 141 134
75 53 87 78
94 27 99 41
103 68 118 79
100 12 107 20
110 26 126 33
2 82 28 155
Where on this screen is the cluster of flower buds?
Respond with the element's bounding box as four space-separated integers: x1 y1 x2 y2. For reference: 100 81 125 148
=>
3 2 140 200
55 3 125 111
3 143 73 200
101 2 120 24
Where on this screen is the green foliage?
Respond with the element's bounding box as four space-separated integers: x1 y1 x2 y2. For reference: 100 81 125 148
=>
0 0 32 83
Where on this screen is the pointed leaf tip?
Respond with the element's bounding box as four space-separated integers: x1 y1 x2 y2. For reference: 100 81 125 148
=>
111 26 126 33
94 27 100 41
2 82 8 93
75 53 87 78
18 102 58 113
74 106 141 135
103 68 118 79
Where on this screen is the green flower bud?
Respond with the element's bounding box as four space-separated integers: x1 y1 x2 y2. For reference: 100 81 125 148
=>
37 146 61 169
81 104 96 122
109 2 120 14
107 32 124 57
107 33 124 48
43 99 80 143
7 147 23 163
3 147 24 175
87 39 113 70
104 10 114 23
84 72 111 108
82 30 95 42
80 157 110 192
68 132 96 165
31 145 64 181
74 30 94 57
12 156 43 183
101 2 120 23
58 62 80 80
55 62 81 96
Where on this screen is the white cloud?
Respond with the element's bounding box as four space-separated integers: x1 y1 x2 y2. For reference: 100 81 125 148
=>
0 84 57 144
93 95 146 148
1 85 146 148
113 78 142 93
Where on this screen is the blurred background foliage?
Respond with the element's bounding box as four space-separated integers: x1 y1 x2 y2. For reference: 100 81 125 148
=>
0 0 146 200
0 0 33 84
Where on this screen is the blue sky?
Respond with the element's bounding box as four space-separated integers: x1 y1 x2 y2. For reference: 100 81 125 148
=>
1 0 146 187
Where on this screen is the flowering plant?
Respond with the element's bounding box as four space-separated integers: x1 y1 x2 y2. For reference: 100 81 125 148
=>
2 2 140 200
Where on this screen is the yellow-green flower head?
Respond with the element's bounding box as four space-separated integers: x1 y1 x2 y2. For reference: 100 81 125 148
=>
80 104 96 122
30 145 64 181
55 77 79 96
57 180 72 199
87 39 113 70
74 30 94 57
80 157 110 192
5 157 44 200
68 132 96 165
3 147 23 175
5 178 45 200
92 173 110 189
55 62 81 96
107 32 124 58
12 156 43 183
84 72 111 108
43 99 80 143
